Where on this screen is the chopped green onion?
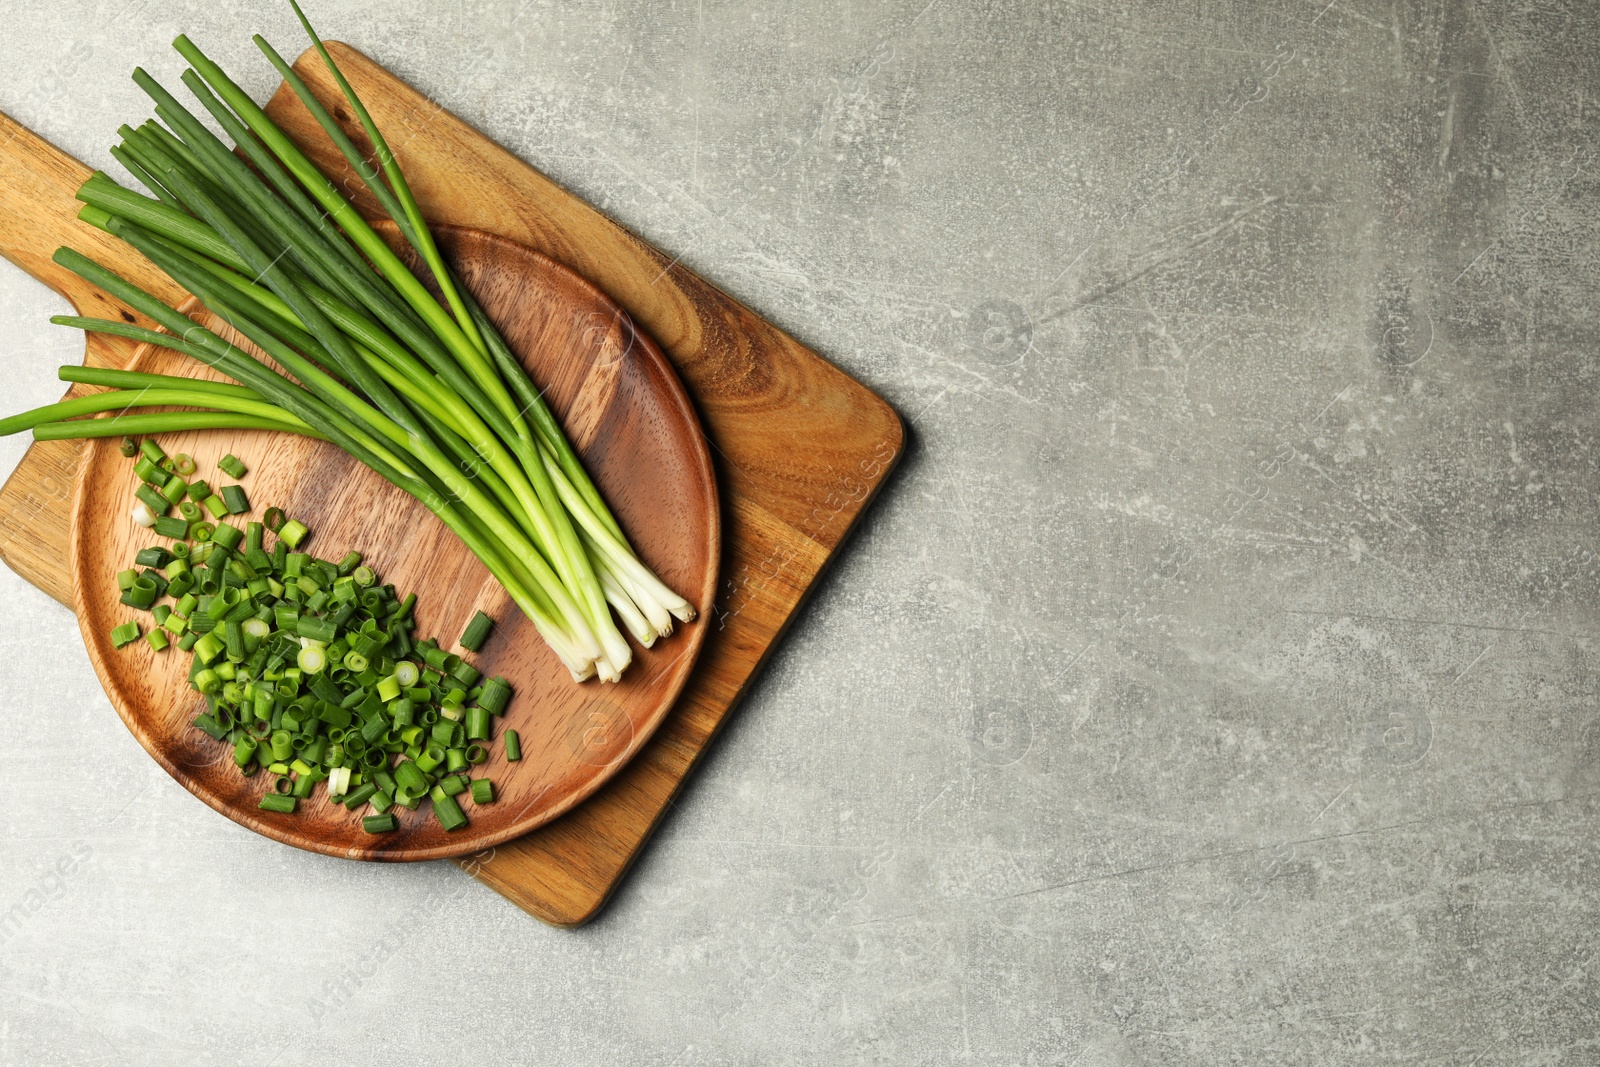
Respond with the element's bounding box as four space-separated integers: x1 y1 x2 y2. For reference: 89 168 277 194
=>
270 730 293 761
470 779 494 805
192 631 224 664
341 782 377 809
211 522 243 552
218 453 247 478
160 475 188 504
279 519 309 548
297 616 336 643
503 729 521 762
110 621 141 647
458 610 493 652
430 791 467 832
134 483 169 516
394 760 428 796
135 546 170 568
123 576 158 609
296 645 327 674
151 515 187 538
476 676 512 715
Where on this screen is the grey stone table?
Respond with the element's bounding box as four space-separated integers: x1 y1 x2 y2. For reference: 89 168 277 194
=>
2 1 1595 1062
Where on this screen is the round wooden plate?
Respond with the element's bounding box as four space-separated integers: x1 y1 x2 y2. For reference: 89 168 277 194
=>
70 226 720 861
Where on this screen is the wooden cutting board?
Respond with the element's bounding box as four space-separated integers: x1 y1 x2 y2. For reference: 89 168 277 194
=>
0 43 902 925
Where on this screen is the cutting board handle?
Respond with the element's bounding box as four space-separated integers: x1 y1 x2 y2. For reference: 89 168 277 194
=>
0 110 184 315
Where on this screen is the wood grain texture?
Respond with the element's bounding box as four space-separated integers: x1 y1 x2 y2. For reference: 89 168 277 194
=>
73 227 719 861
0 43 902 923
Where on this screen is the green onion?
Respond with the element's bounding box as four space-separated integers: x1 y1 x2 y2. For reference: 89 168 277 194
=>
279 519 309 548
134 483 169 516
258 793 296 813
4 7 700 683
297 617 336 644
107 485 524 831
210 522 243 551
458 609 492 652
477 676 512 716
470 778 494 805
361 813 397 833
192 631 223 665
110 621 141 647
12 11 683 818
134 546 169 568
430 790 468 832
123 576 158 609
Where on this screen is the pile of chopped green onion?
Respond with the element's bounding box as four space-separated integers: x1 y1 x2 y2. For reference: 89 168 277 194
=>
107 440 518 832
0 1 695 683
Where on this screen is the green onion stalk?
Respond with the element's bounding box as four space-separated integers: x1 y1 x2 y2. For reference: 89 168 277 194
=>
0 2 695 682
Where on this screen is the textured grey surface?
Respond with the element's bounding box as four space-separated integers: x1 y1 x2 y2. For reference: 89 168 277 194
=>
2 0 1598 1062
